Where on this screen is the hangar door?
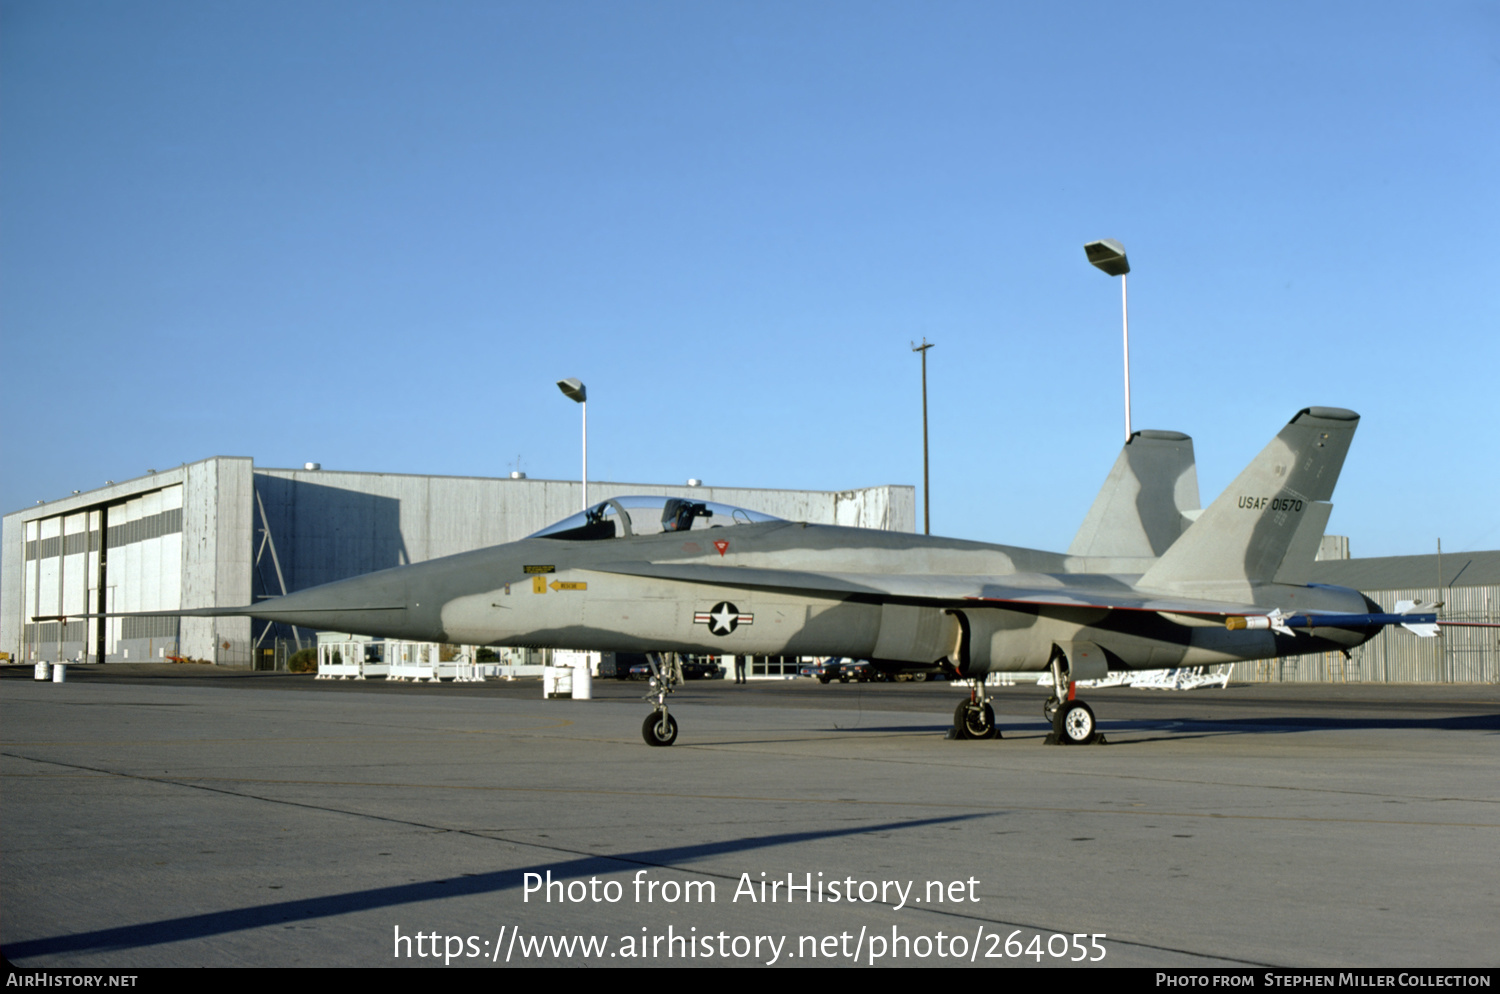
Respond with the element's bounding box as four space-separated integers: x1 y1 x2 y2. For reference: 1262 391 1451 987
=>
20 486 184 662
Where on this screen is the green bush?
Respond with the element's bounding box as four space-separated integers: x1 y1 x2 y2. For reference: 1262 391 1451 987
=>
288 648 318 673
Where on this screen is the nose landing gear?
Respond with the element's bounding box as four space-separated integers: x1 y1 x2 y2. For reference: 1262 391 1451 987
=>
641 652 681 746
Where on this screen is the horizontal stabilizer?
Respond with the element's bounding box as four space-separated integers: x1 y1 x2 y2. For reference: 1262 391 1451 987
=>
1272 501 1335 584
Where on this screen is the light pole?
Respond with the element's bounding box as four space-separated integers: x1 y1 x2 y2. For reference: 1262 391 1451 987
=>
1084 239 1132 441
556 378 587 512
911 338 933 535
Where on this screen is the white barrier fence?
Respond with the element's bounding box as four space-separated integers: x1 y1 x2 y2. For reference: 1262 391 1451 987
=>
315 642 597 688
1026 664 1234 691
315 648 1230 692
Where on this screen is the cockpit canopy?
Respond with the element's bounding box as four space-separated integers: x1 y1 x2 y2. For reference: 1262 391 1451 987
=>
530 495 783 541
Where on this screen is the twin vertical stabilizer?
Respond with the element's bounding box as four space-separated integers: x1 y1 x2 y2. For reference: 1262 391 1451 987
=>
1069 429 1201 559
1138 407 1359 589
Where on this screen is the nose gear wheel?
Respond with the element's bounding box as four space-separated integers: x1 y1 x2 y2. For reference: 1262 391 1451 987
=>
642 712 678 746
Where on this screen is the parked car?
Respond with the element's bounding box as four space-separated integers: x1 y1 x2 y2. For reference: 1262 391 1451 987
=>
801 658 877 683
839 660 875 682
628 655 723 680
799 659 841 683
681 656 723 680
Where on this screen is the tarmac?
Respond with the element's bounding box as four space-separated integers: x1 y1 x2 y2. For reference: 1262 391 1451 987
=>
3 664 1497 969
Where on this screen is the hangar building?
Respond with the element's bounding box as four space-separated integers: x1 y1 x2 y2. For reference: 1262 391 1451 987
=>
2 457 913 666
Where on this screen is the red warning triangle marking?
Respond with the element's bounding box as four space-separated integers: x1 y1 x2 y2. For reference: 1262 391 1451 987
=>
713 540 729 556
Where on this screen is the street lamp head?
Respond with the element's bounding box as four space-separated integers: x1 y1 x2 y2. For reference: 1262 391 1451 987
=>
1084 239 1130 277
556 378 587 404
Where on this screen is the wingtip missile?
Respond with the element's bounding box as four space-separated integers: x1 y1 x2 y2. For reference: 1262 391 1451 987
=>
1227 610 1441 637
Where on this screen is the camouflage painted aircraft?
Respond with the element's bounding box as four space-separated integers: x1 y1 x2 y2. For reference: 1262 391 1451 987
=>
112 407 1440 747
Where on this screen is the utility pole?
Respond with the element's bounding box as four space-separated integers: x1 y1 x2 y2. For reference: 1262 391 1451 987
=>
911 338 934 535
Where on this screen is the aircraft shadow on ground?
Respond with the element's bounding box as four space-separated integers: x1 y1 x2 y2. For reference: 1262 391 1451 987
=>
3 813 992 959
823 713 1498 734
1086 714 1500 747
801 713 1500 745
1126 714 1500 734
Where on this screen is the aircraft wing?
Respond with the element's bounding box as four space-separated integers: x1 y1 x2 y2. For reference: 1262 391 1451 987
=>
581 561 1440 635
581 561 1258 617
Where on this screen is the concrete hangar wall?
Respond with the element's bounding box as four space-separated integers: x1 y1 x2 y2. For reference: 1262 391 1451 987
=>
1 457 916 665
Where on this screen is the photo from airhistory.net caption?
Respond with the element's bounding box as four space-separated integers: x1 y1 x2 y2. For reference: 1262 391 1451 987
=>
6 866 1498 971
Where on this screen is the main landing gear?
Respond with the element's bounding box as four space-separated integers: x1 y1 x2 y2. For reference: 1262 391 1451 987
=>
948 649 1107 745
1042 652 1103 746
641 652 680 747
949 679 1001 740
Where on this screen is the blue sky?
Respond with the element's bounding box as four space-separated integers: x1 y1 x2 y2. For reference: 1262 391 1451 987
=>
3 1 1496 556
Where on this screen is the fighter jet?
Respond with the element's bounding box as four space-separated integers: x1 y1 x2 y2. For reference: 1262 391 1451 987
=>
102 407 1439 747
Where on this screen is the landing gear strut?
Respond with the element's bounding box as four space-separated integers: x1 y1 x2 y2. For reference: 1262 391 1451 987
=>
950 678 1001 740
641 652 680 747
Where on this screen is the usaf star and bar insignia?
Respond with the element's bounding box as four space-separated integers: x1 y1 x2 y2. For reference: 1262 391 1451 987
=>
694 601 754 636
